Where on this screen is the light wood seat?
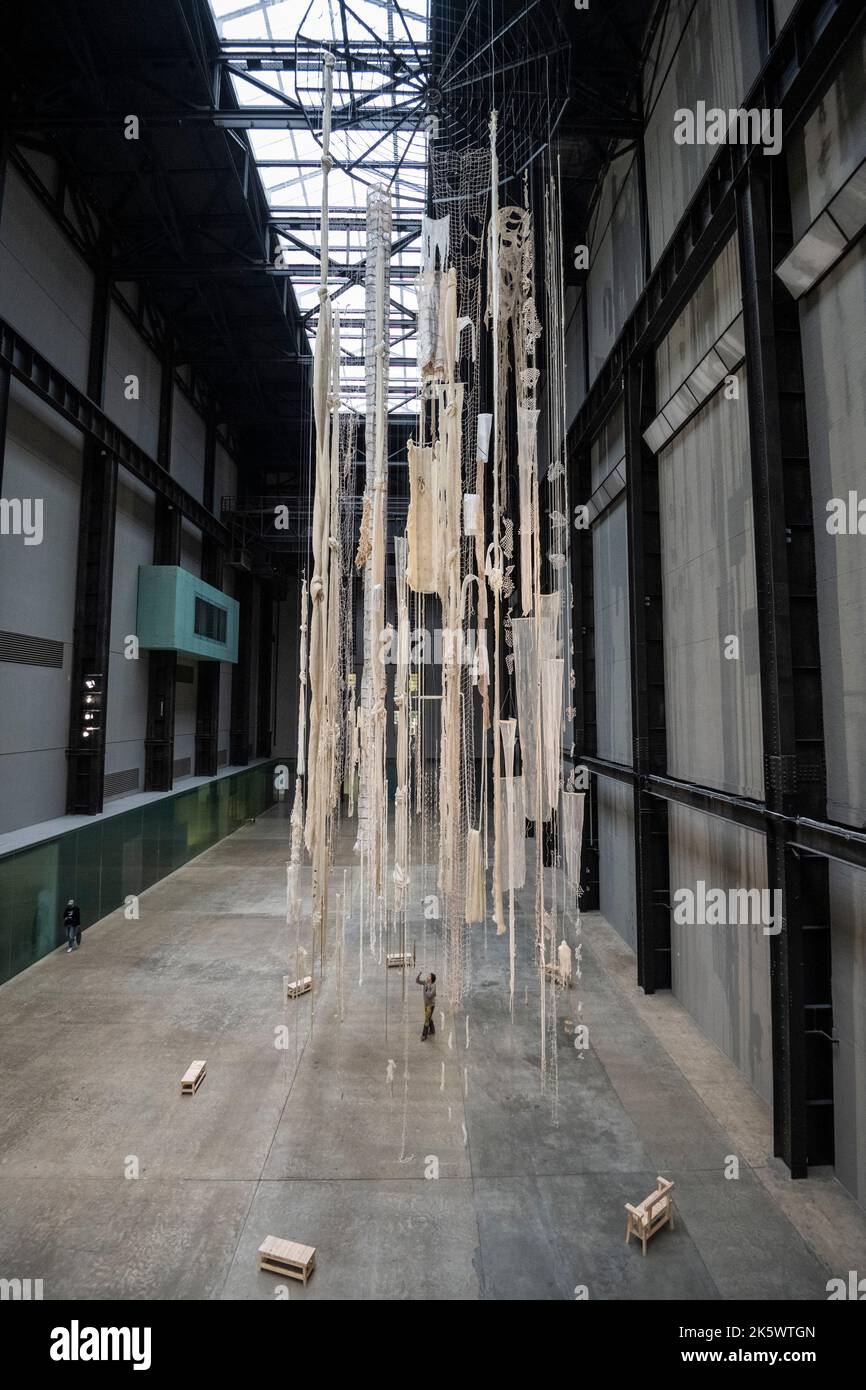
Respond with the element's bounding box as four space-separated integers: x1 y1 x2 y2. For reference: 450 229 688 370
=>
625 1177 675 1255
258 1235 316 1285
181 1060 206 1095
284 974 312 999
386 951 414 968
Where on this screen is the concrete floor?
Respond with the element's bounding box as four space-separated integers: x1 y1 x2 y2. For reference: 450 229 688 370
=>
1 802 865 1300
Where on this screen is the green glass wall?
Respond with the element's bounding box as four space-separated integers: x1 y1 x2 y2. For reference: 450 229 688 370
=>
0 762 278 986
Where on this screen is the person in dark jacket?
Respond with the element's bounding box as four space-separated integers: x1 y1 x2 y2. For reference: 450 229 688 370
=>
416 971 436 1041
63 899 81 953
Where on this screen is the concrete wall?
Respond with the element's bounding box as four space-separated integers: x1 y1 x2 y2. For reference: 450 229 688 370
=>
171 389 206 503
597 779 636 952
658 384 763 799
592 489 634 950
586 151 643 386
105 469 154 792
0 390 82 831
0 167 92 390
643 0 762 265
0 149 265 833
104 297 162 458
593 496 631 764
669 804 773 1104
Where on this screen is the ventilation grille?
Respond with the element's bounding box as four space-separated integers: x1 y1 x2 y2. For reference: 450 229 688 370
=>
217 748 228 767
104 767 140 799
173 756 192 779
0 630 64 668
176 664 195 684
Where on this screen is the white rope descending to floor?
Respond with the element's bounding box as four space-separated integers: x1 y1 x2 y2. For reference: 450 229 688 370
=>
294 77 583 1098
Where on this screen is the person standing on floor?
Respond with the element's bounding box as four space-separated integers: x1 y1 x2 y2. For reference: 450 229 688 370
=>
63 899 81 953
416 970 436 1041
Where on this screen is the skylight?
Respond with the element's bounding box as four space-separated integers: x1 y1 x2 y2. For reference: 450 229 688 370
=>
208 0 430 415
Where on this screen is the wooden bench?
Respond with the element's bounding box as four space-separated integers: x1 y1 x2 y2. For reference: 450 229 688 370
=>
284 974 312 1000
386 951 414 968
625 1177 675 1255
257 1236 316 1286
181 1060 206 1095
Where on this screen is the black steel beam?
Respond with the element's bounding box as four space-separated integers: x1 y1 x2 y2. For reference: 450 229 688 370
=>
0 362 9 497
144 328 182 793
0 316 227 545
256 585 274 759
0 139 10 492
580 761 866 874
144 496 182 792
203 399 216 515
738 150 833 1177
625 359 671 993
570 439 599 909
66 249 117 816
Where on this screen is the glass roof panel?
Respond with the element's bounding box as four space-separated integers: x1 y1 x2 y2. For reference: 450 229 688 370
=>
209 0 429 414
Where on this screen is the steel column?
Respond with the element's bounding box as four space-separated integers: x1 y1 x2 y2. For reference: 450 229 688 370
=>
625 359 671 993
571 440 599 909
66 246 117 815
737 155 832 1177
195 536 224 778
256 584 274 759
229 571 253 767
144 335 181 793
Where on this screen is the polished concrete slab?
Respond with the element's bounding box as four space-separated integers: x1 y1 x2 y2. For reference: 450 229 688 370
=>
0 802 863 1301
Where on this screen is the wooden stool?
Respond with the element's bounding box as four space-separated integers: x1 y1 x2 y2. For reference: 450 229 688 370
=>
625 1177 675 1255
257 1236 316 1285
386 951 415 968
181 1060 206 1095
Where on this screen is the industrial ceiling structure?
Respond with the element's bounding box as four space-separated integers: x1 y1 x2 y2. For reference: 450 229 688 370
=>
2 0 653 493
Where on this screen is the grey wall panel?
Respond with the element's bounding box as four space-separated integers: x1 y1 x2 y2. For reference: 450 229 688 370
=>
590 401 625 491
669 803 773 1104
215 442 237 511
774 0 797 29
104 302 161 458
598 778 636 951
0 169 92 391
659 386 763 798
0 750 69 836
656 236 741 402
170 388 205 502
564 288 586 429
799 238 866 827
174 665 197 776
787 32 866 240
180 520 202 579
644 0 763 265
586 154 643 385
0 393 82 831
105 468 154 787
829 860 866 1206
593 496 631 764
